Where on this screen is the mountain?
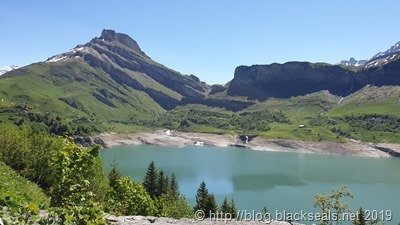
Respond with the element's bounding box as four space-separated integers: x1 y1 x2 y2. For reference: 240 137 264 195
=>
226 41 400 100
45 29 210 108
339 57 367 67
339 41 400 68
364 41 400 68
0 65 19 75
0 29 210 130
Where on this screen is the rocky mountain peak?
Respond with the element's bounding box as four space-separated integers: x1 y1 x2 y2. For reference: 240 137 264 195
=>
339 40 400 68
98 29 146 56
371 41 400 60
339 57 367 67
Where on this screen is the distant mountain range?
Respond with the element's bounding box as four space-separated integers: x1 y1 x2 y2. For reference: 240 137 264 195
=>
0 29 399 124
339 41 400 68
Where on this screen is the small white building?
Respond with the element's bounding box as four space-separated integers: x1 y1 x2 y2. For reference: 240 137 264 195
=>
194 141 204 146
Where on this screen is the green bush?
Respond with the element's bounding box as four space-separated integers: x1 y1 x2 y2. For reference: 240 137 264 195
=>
105 177 156 216
156 193 193 219
345 114 400 133
0 125 108 224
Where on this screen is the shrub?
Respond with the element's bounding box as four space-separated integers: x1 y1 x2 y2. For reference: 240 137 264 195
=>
106 177 156 216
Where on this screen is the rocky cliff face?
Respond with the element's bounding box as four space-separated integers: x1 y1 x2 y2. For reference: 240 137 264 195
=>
227 40 400 100
227 58 400 99
227 62 354 99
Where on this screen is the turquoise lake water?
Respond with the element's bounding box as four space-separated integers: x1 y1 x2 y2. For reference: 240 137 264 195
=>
100 145 400 224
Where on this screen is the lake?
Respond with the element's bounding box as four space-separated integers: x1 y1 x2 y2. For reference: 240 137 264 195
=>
100 145 400 224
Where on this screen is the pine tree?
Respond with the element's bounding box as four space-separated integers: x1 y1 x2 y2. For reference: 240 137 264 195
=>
164 175 169 195
194 181 209 213
220 197 230 213
220 197 237 218
169 173 180 198
108 159 121 188
353 207 366 225
156 170 167 198
204 194 217 218
143 161 158 198
229 198 237 218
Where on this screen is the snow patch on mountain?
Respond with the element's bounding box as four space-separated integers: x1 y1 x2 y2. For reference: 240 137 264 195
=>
46 46 89 62
0 65 19 75
339 41 400 69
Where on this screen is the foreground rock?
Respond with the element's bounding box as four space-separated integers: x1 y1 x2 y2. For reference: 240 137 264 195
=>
106 215 297 225
93 131 400 157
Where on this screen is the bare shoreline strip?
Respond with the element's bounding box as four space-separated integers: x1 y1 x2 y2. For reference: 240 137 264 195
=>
93 131 400 158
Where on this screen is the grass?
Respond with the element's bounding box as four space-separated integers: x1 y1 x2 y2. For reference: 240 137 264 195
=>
0 162 50 208
0 62 165 132
328 101 400 117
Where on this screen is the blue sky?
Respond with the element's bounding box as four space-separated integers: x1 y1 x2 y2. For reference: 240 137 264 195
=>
1 0 400 84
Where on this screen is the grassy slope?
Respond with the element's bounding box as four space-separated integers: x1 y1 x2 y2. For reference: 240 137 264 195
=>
246 91 342 141
0 162 50 208
328 86 400 116
0 62 165 132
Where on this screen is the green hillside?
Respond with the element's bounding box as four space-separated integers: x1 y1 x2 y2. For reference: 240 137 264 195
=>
0 62 165 133
152 86 400 143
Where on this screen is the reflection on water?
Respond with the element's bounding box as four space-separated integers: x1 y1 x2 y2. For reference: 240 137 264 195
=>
101 145 400 224
232 174 306 191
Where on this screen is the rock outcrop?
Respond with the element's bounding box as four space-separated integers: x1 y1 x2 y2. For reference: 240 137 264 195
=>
227 40 400 100
227 59 400 99
106 215 298 225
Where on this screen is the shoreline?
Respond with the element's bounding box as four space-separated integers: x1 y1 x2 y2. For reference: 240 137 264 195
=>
93 130 400 158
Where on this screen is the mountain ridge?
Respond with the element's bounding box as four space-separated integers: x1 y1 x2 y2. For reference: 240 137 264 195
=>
1 29 399 131
225 40 400 100
339 41 400 68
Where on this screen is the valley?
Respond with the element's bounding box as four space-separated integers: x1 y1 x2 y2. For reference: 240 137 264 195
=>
0 30 400 149
2 0 400 224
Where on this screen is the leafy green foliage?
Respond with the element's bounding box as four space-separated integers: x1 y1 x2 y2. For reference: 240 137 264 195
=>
154 172 192 219
0 125 108 224
156 193 193 219
0 125 63 189
50 143 97 206
49 143 106 224
331 127 351 138
345 114 400 133
314 186 354 225
230 110 289 133
7 105 97 136
152 105 289 134
105 177 156 216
